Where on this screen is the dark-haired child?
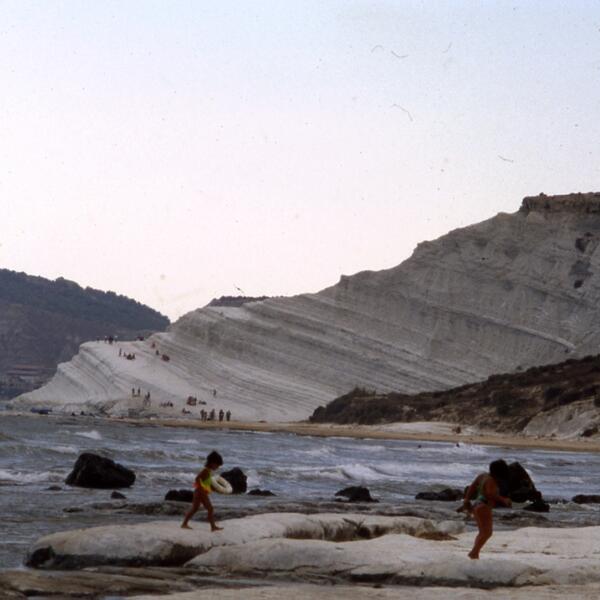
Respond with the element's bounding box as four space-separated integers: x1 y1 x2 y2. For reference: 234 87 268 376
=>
181 450 224 531
458 459 512 559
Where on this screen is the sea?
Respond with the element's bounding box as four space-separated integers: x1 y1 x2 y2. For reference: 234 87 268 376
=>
2 413 600 569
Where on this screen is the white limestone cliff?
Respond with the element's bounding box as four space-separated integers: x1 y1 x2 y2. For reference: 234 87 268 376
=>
13 193 600 421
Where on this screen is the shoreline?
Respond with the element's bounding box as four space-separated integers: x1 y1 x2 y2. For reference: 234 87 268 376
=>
118 416 600 453
4 409 600 453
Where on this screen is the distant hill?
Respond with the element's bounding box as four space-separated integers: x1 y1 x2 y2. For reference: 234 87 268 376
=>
0 269 169 398
309 354 600 438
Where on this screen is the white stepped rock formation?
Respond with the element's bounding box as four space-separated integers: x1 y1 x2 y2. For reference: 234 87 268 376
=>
14 192 600 421
24 512 600 595
26 513 462 569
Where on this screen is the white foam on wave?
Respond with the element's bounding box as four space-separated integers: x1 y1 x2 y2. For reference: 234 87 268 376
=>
284 463 381 483
245 468 262 488
166 438 199 445
73 430 103 440
374 460 475 480
0 469 61 485
138 470 195 485
50 445 78 455
296 446 334 458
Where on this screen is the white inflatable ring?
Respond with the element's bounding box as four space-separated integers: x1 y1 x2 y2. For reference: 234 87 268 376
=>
211 475 233 495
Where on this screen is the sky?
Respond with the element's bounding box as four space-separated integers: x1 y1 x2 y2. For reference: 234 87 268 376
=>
1 1 599 321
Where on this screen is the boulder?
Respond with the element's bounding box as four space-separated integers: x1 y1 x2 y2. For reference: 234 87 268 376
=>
415 488 463 502
220 468 247 494
572 494 600 504
46 485 62 491
165 489 194 503
335 486 378 503
506 461 540 502
247 489 276 497
65 453 135 489
522 498 550 513
111 491 127 500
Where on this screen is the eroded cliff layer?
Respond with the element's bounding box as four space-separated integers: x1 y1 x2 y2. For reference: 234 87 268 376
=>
14 193 600 421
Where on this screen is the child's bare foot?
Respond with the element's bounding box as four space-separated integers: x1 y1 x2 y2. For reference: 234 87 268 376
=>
468 550 479 560
181 524 192 529
211 526 223 532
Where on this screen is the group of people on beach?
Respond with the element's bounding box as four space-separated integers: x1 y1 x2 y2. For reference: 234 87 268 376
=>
182 451 512 560
199 408 231 422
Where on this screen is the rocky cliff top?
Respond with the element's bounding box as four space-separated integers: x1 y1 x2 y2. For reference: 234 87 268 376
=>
521 192 600 213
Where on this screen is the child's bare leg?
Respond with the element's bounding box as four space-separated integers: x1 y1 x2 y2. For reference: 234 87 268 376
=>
469 504 493 559
181 493 201 529
201 495 223 532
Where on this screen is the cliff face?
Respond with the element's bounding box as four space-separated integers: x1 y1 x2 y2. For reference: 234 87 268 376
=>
14 193 600 421
0 270 169 398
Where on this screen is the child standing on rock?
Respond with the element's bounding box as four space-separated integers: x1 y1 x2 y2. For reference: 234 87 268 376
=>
181 450 224 532
458 459 512 559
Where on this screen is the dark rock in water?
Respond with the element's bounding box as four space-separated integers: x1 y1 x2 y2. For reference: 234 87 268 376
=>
46 485 62 491
506 461 540 502
247 489 276 497
496 511 548 526
523 498 550 512
335 486 378 503
65 453 135 489
111 491 127 500
415 488 463 502
63 507 83 513
164 489 194 503
572 494 600 504
221 467 247 494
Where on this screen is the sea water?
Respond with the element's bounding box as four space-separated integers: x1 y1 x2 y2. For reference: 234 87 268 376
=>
1 414 600 568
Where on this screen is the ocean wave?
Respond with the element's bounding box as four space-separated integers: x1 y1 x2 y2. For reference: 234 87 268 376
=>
73 430 103 441
49 445 78 455
245 468 262 488
0 468 63 485
373 461 475 480
296 446 334 458
418 443 489 457
165 438 200 445
280 463 381 483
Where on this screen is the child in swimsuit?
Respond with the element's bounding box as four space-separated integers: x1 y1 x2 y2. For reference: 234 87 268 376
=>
181 450 224 531
458 459 512 559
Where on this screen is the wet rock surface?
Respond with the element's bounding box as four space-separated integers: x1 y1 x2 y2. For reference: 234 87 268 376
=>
416 488 464 502
65 453 136 489
165 489 194 503
0 566 231 599
523 498 550 513
335 486 378 503
247 489 276 497
572 494 600 504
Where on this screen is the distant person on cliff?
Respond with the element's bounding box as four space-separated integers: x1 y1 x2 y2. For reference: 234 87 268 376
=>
226 410 231 422
181 450 224 532
458 459 512 559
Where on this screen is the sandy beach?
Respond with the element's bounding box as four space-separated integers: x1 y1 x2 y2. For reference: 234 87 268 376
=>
113 416 600 454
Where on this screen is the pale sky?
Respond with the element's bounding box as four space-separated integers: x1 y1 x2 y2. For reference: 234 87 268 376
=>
1 1 599 321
